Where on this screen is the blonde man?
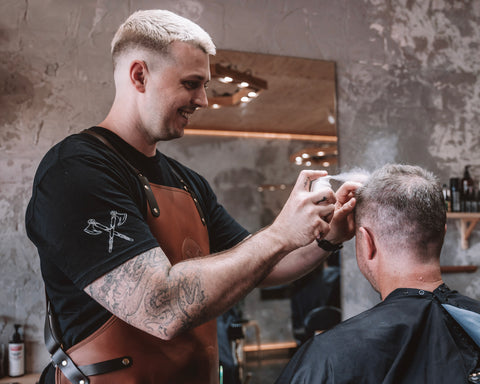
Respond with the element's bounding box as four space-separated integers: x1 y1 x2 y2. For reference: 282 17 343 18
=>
27 10 358 384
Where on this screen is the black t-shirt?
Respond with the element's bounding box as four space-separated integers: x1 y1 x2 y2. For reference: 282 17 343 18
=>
26 126 249 348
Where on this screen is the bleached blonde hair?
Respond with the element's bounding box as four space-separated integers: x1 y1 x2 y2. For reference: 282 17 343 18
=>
111 9 216 66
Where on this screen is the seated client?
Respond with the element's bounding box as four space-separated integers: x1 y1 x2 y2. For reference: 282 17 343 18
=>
276 163 480 384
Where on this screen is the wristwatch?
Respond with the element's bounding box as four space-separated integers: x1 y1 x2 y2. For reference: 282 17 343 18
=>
316 239 343 252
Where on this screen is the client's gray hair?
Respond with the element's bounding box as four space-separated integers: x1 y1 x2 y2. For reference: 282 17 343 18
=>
355 164 446 255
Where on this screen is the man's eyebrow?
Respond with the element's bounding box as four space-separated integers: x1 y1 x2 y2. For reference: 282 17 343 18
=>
184 74 208 81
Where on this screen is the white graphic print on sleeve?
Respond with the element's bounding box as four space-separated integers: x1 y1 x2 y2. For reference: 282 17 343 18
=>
84 210 134 253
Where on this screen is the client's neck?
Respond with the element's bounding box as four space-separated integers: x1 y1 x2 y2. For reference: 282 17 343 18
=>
379 263 443 300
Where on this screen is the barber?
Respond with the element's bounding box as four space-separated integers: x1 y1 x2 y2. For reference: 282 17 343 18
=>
26 9 358 384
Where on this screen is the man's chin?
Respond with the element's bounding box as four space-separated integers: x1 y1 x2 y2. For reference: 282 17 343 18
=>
169 127 185 140
155 130 183 142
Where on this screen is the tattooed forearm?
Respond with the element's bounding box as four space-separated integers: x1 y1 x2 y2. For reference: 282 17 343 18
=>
143 270 208 333
85 246 208 339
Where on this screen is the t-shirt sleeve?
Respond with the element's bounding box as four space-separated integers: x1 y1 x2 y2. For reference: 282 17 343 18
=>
26 145 159 289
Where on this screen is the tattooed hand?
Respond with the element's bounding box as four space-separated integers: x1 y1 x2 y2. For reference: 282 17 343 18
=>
269 170 336 253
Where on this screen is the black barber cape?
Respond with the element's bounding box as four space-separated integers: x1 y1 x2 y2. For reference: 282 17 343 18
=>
275 284 480 384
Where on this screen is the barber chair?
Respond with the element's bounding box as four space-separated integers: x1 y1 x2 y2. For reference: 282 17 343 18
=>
294 306 341 343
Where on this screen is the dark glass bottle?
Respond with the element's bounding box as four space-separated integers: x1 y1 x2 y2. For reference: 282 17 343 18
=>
450 178 461 212
476 182 480 213
461 165 474 212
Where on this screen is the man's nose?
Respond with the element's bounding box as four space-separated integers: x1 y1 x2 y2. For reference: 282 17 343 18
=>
193 87 208 108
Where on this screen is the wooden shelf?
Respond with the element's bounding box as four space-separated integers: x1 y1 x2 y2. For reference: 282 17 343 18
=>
0 374 39 384
447 212 480 249
441 265 478 273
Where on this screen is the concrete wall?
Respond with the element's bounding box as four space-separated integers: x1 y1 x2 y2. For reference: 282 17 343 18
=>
1 0 480 373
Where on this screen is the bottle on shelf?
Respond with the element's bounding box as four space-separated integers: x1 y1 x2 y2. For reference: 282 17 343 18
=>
8 324 24 377
442 184 451 212
461 165 474 212
450 177 461 212
476 182 480 213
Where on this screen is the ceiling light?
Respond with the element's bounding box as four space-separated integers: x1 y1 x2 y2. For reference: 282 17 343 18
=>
219 76 233 83
289 145 338 167
207 63 268 108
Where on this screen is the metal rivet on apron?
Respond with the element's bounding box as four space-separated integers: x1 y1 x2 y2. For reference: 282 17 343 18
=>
144 185 150 190
122 357 130 365
153 208 159 214
79 380 85 384
61 360 68 366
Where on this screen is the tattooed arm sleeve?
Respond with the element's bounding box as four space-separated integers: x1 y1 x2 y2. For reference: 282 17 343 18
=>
84 246 210 340
84 225 287 340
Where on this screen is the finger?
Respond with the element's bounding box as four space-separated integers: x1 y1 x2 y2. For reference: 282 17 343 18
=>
317 203 335 223
315 196 327 204
294 170 329 192
334 197 356 220
336 182 362 204
314 219 331 239
322 211 334 223
313 189 336 205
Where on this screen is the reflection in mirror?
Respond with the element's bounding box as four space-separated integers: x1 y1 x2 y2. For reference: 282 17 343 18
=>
186 49 338 170
186 50 341 358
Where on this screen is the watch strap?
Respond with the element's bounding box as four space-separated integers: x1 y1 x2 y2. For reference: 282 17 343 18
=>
316 239 343 252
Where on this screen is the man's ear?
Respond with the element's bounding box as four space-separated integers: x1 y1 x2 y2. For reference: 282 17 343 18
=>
130 60 148 92
359 226 376 260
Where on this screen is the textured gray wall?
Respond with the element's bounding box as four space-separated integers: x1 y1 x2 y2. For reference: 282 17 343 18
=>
1 0 480 373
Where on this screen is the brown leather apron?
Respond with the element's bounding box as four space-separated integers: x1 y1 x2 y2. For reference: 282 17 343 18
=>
56 183 217 384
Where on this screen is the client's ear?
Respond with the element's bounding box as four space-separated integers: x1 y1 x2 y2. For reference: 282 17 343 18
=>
359 227 376 260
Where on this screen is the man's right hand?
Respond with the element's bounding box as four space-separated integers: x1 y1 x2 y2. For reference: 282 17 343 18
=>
268 170 336 253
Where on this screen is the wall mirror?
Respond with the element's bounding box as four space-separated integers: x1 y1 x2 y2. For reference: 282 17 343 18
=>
185 50 341 351
186 49 338 168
